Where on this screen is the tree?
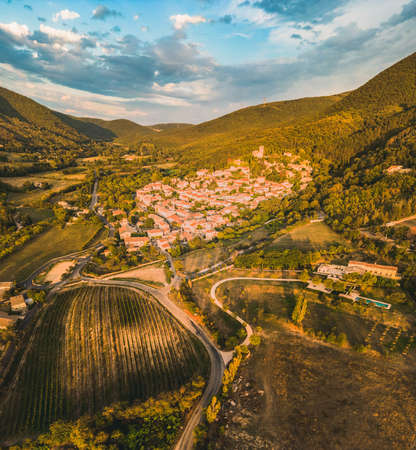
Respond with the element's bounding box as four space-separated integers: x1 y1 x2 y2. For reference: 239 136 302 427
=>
249 334 261 346
291 294 308 326
206 396 221 423
299 269 309 282
53 206 69 225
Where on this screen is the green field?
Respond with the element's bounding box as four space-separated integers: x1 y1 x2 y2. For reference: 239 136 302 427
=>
2 171 87 206
0 285 208 442
270 221 346 250
17 207 54 223
0 222 103 282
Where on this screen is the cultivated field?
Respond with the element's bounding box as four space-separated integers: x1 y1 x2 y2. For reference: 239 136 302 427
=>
270 221 346 250
0 285 208 442
0 222 103 282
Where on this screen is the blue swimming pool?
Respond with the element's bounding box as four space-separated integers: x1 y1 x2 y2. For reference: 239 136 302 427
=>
356 296 391 310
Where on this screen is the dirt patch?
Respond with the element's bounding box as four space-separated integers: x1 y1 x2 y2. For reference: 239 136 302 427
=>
112 266 166 285
44 260 75 283
214 330 416 449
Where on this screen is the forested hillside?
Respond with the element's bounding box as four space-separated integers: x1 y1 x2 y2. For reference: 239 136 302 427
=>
144 52 416 169
0 87 88 150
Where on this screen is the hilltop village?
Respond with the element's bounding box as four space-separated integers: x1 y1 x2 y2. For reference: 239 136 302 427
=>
113 149 312 253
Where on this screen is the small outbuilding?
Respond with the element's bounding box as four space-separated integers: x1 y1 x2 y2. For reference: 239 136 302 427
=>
9 295 27 313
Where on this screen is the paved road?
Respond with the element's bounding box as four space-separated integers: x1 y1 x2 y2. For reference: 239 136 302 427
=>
90 180 98 211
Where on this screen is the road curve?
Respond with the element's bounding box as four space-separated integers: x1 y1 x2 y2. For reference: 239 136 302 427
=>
210 277 301 349
77 278 225 450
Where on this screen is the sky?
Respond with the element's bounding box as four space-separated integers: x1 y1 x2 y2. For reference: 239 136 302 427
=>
0 0 415 125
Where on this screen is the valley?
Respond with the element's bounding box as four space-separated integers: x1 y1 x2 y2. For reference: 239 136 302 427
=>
0 51 416 449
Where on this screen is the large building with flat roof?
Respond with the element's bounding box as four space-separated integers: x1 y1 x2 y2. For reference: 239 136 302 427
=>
348 261 399 279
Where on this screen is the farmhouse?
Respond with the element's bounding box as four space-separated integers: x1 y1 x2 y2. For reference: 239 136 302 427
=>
0 281 12 299
348 261 399 279
9 295 27 313
0 311 18 329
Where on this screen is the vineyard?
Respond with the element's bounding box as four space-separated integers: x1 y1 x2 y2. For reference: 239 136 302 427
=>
0 285 209 443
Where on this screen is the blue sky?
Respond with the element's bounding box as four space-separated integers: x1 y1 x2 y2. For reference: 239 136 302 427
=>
0 0 415 124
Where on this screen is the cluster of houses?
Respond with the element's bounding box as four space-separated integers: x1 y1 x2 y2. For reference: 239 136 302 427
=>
119 158 312 252
57 201 90 219
317 260 399 280
0 283 32 329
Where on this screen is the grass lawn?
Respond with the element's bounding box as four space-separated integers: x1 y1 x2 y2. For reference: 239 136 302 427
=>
270 221 346 250
0 222 103 282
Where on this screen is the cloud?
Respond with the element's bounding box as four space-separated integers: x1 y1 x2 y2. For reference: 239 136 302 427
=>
0 2 415 124
141 26 149 32
53 9 80 22
134 15 140 21
218 14 233 24
170 14 207 30
229 32 251 38
386 0 416 26
23 4 32 11
0 22 30 39
253 0 348 23
39 24 83 43
92 5 121 21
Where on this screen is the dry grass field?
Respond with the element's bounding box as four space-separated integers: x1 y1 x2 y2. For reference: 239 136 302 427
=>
270 221 346 250
205 274 416 448
180 246 229 273
44 260 75 283
215 329 416 450
111 264 167 285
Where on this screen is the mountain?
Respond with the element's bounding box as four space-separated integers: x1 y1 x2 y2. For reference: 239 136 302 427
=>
0 86 87 149
144 52 416 169
0 86 155 149
76 117 156 141
149 123 193 132
0 52 414 165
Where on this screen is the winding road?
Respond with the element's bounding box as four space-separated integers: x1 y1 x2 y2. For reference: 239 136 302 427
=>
15 181 302 450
